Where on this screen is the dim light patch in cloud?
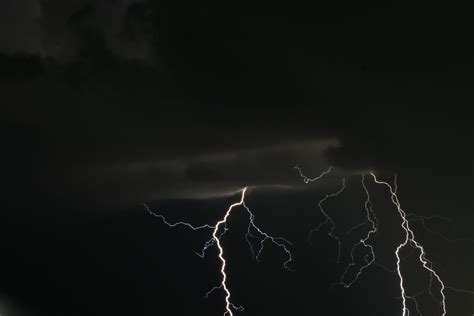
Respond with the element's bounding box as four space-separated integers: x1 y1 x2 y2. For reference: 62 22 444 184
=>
98 138 342 200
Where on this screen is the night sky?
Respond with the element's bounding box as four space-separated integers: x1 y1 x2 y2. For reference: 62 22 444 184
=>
1 1 473 315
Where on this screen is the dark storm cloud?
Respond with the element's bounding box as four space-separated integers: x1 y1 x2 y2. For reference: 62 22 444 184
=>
4 95 343 202
2 50 471 205
96 138 340 200
0 0 157 62
0 0 42 54
1 4 473 316
2 2 472 204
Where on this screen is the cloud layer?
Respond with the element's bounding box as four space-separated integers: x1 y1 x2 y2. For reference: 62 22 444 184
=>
2 2 472 204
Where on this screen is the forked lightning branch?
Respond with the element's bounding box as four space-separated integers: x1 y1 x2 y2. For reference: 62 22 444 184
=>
297 165 474 316
144 165 473 316
144 187 294 316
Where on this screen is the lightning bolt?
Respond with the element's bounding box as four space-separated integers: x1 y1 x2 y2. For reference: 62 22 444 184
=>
144 187 293 316
296 165 473 316
370 172 449 316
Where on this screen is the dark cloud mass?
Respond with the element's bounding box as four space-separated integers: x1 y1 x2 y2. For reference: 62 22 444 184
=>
0 0 472 208
0 0 157 62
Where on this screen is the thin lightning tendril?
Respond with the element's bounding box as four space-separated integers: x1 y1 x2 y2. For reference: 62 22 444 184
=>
308 178 346 263
295 165 345 263
144 187 293 316
345 220 369 235
405 214 474 244
294 165 333 184
335 174 378 287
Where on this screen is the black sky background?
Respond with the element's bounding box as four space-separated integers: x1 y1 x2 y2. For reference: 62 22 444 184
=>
1 1 473 315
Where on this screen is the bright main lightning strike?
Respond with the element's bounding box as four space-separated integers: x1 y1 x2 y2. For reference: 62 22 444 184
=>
144 187 293 316
296 165 473 316
370 173 448 316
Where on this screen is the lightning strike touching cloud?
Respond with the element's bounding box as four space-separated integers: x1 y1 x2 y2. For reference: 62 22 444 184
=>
294 165 333 184
144 187 293 316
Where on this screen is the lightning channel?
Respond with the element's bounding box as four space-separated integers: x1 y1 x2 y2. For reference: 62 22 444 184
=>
370 172 447 316
295 165 345 263
335 174 378 287
296 165 473 315
295 164 333 184
310 178 346 263
405 214 474 244
144 187 293 316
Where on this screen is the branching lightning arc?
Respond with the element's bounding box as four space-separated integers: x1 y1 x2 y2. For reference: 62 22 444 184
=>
142 164 472 316
296 165 474 316
144 187 293 316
